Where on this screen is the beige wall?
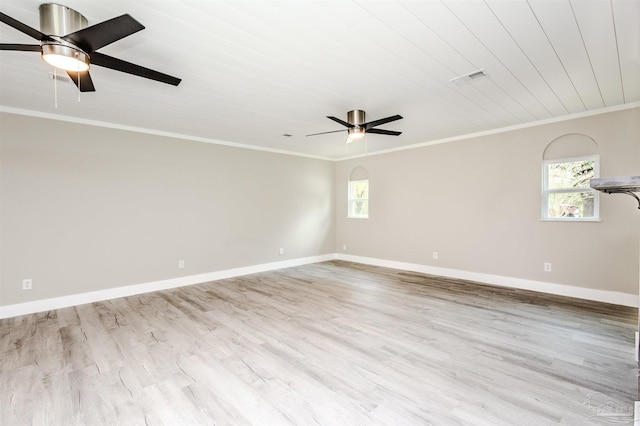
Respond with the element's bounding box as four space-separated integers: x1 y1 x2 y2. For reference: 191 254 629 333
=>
0 113 335 305
336 108 640 295
1 107 638 310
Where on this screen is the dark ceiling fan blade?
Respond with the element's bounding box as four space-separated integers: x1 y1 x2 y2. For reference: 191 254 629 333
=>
327 116 355 128
91 52 181 86
0 43 40 51
66 70 96 92
305 129 345 137
366 128 402 136
0 11 53 41
62 14 144 53
363 114 403 130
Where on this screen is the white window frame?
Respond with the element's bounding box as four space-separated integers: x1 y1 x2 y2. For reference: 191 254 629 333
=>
348 179 369 219
541 154 600 221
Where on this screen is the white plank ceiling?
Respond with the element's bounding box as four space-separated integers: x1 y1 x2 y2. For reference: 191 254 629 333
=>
1 0 638 159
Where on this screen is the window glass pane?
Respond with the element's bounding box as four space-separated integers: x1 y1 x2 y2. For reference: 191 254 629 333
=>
547 160 595 189
547 192 595 218
352 181 368 199
352 200 368 217
348 179 369 218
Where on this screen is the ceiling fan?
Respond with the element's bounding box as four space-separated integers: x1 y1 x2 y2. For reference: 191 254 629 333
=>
0 3 181 92
306 110 403 143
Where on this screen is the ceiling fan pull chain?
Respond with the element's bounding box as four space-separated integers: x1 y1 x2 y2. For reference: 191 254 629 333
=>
54 67 58 109
75 52 81 101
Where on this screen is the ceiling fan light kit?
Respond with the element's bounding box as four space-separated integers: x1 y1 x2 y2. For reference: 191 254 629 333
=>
41 43 89 72
346 127 366 143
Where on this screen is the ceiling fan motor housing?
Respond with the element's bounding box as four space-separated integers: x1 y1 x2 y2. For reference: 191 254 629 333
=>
39 3 87 37
347 109 366 126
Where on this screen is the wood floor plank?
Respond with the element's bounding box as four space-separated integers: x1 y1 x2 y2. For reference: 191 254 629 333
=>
1 260 637 425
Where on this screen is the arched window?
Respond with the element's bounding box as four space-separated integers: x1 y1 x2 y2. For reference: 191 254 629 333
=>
542 134 600 221
348 167 369 219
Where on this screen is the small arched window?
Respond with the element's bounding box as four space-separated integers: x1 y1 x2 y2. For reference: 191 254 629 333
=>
348 167 369 219
542 134 600 221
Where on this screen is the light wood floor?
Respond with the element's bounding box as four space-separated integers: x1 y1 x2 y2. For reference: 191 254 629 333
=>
1 260 637 425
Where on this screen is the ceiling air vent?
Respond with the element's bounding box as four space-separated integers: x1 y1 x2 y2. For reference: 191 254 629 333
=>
450 69 488 86
49 73 70 83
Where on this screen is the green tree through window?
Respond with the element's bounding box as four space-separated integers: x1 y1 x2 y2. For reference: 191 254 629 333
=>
543 156 599 220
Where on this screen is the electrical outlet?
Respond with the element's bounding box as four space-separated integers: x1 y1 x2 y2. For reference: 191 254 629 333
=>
279 248 284 255
178 260 185 269
343 244 347 251
22 279 32 290
433 252 439 260
544 262 552 272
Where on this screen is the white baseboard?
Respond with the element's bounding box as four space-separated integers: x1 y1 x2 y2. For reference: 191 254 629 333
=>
1 252 636 319
336 254 639 308
0 254 337 319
